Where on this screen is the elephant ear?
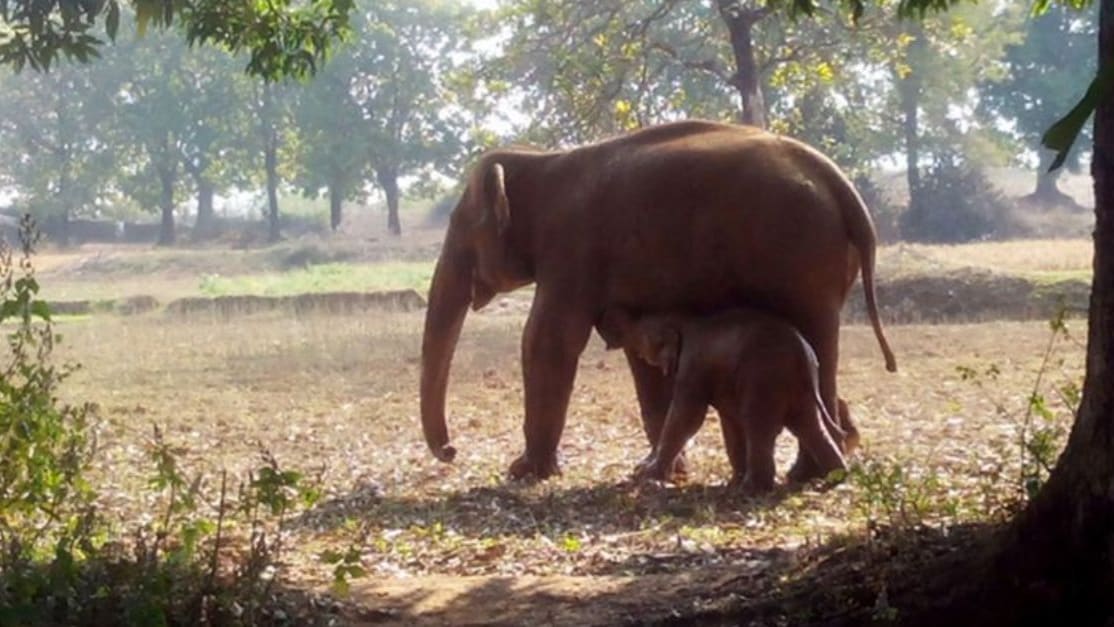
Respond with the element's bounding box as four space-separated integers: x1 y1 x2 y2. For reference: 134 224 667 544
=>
485 163 511 235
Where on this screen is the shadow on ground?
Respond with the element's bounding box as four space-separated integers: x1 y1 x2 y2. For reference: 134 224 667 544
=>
329 521 998 626
292 479 792 551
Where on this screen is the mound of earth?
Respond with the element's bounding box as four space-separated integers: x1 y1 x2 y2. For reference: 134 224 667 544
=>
46 295 160 317
842 268 1090 324
164 289 426 319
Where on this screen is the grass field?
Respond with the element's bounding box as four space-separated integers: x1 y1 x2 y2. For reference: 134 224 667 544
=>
34 233 1094 307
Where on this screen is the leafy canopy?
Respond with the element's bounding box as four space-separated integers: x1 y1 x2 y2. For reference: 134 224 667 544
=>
0 0 353 79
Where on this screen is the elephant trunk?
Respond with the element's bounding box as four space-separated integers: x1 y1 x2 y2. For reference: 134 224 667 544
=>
419 248 472 462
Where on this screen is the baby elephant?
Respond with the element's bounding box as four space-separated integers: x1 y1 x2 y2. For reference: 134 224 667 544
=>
599 307 848 493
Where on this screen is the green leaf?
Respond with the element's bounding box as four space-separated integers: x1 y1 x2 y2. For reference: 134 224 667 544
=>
1042 65 1114 171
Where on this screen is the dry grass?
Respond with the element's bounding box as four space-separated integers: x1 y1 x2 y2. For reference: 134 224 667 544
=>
56 301 1084 623
877 238 1093 280
33 236 1095 306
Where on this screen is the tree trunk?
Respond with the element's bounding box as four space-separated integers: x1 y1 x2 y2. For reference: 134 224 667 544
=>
260 82 282 244
964 2 1114 622
157 165 175 247
717 1 767 129
328 179 343 232
1026 151 1081 209
378 166 401 236
898 25 925 213
265 140 280 243
56 153 72 246
194 176 215 239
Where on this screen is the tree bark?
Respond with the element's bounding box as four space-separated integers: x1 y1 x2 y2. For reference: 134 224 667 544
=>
328 179 343 232
717 1 767 129
378 166 401 236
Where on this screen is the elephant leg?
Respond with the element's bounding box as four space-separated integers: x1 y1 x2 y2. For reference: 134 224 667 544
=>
739 402 780 495
788 315 842 482
787 406 847 479
637 390 708 481
623 349 688 478
718 407 748 483
508 295 593 480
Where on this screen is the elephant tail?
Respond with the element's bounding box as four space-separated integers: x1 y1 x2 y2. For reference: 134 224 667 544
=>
835 176 898 373
796 331 846 439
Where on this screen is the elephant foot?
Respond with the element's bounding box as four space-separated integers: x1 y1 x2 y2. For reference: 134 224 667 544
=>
729 474 774 496
633 452 687 483
508 452 561 480
670 452 689 481
787 452 823 483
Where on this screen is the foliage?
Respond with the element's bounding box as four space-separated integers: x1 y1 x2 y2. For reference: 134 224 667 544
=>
0 0 353 80
899 154 1015 243
0 59 121 229
847 457 952 528
980 3 1096 191
957 307 1077 502
0 217 330 624
0 215 98 620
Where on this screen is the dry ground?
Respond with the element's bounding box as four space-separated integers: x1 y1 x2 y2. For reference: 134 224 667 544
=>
56 300 1084 624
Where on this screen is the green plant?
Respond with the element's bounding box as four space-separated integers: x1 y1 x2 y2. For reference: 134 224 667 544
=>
848 457 948 529
0 216 335 625
0 215 99 622
957 306 1076 503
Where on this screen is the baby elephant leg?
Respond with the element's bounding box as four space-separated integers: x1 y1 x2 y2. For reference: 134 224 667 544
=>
636 391 708 481
738 400 780 495
718 408 748 484
789 405 848 480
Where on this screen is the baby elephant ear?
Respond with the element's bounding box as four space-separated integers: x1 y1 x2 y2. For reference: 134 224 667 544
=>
655 325 682 378
597 308 632 350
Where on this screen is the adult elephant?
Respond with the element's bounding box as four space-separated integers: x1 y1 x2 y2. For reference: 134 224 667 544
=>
419 120 896 480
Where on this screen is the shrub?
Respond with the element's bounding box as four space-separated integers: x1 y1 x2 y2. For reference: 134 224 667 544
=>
900 155 1016 243
0 216 335 625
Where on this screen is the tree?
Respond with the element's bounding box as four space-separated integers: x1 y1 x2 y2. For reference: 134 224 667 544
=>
253 81 289 243
981 3 1097 207
290 21 371 232
0 61 119 243
0 0 353 80
176 47 254 239
112 30 196 246
348 0 476 236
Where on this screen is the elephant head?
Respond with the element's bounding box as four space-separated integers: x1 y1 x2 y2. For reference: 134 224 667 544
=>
631 317 682 377
600 308 682 378
420 152 537 462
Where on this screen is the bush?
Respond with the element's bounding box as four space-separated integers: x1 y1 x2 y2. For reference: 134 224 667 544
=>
0 216 337 625
899 155 1016 243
